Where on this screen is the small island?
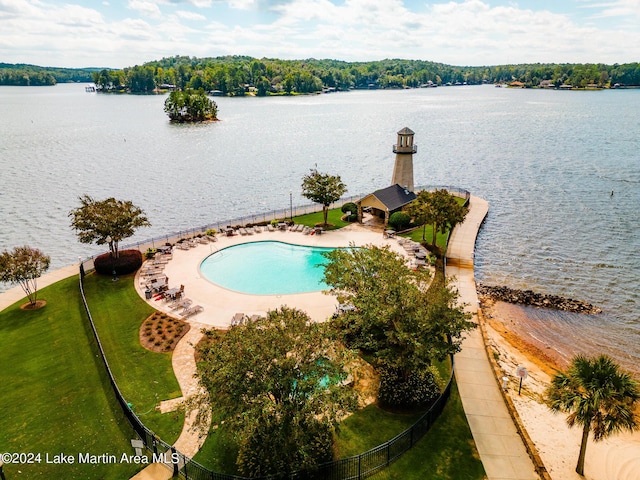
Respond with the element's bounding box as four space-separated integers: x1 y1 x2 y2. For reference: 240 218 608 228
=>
163 89 218 123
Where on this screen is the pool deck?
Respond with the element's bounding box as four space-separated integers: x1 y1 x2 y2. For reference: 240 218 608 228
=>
137 223 410 327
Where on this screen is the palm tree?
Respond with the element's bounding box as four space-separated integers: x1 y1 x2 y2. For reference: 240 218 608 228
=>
545 354 639 475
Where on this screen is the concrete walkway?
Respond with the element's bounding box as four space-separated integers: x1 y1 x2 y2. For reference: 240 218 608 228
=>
447 196 538 480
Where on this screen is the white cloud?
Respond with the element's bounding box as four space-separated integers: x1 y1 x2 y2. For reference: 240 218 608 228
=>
127 0 162 19
1 0 639 68
177 9 207 20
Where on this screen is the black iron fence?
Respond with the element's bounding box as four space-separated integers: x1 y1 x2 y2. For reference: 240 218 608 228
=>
77 186 465 479
76 186 469 267
79 267 453 480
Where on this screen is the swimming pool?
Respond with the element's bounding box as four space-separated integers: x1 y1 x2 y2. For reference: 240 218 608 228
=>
199 241 338 295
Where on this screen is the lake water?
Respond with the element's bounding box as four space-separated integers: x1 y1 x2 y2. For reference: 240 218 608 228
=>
1 83 638 374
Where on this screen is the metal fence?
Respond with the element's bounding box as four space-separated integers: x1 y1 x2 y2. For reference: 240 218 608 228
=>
77 184 466 479
79 267 453 480
79 185 469 265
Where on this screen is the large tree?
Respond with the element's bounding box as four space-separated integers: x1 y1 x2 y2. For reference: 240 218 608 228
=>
0 246 50 306
196 307 357 477
301 169 347 227
69 195 150 258
409 189 468 249
323 245 473 406
545 354 639 476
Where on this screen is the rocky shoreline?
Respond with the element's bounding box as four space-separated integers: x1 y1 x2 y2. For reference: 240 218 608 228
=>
477 284 602 314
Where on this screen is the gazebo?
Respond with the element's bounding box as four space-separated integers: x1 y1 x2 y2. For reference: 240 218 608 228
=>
358 184 416 226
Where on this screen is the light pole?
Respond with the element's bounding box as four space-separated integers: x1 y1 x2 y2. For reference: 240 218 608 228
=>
106 235 118 281
289 190 293 221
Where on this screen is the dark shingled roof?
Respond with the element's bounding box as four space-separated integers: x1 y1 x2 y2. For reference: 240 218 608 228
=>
371 184 416 211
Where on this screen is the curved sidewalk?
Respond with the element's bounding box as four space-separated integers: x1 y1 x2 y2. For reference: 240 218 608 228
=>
446 196 538 480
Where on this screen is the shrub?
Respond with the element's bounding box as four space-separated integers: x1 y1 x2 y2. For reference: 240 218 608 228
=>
341 202 358 215
378 367 441 410
388 211 411 231
94 249 142 276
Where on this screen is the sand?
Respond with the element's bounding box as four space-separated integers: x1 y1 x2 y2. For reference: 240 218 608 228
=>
480 298 640 480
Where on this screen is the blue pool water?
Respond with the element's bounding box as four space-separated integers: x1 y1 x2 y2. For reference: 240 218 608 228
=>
199 241 337 295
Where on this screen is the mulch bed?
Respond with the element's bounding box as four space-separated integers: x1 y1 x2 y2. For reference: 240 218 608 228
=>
20 300 47 310
139 311 190 353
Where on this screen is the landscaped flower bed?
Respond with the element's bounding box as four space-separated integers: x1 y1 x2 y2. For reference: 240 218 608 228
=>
139 311 190 352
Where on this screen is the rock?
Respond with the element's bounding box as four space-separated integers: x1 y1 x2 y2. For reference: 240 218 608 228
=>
477 284 601 314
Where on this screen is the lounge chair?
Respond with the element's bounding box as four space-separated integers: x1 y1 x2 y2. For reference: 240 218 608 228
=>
231 312 245 326
169 298 192 310
180 305 203 318
267 224 275 232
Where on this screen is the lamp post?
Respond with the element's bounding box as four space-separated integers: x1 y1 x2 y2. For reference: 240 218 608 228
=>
289 190 293 221
106 235 118 281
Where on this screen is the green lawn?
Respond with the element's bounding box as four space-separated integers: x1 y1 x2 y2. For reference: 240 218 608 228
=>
335 404 425 458
293 207 351 230
0 276 141 479
375 382 485 480
82 272 184 442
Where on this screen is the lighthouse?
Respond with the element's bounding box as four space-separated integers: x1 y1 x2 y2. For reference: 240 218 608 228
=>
391 127 416 192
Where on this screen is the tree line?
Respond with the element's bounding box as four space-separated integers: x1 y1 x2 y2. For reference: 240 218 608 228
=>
0 63 95 86
90 57 640 94
4 57 639 91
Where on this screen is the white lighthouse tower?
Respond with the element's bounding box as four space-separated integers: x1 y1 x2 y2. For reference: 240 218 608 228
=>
391 127 416 192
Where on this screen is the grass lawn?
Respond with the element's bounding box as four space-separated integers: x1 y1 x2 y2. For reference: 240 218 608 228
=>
82 272 184 442
335 404 425 458
0 276 141 479
374 381 485 480
294 207 351 230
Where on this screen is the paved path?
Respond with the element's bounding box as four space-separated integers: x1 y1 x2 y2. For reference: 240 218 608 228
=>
447 196 538 480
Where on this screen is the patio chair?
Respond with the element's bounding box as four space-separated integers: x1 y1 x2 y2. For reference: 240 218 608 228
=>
180 305 203 318
231 312 245 326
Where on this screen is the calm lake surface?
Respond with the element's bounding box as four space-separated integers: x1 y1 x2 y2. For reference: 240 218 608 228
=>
1 83 638 373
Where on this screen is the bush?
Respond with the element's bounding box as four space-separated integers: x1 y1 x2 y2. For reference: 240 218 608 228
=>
94 249 142 276
378 367 441 410
341 202 358 215
388 211 411 231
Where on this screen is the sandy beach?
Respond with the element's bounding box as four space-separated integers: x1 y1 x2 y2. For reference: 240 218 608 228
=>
480 298 640 480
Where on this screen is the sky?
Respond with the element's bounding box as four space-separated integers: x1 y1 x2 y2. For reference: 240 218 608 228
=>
1 0 639 69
